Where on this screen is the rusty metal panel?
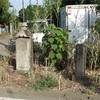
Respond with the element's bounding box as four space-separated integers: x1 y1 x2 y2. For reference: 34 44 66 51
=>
16 38 32 71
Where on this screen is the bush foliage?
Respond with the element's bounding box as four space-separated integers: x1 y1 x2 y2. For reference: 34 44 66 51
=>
42 24 68 66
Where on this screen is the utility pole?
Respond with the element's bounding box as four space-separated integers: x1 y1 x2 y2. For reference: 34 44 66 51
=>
36 0 38 4
36 0 39 19
22 0 24 22
29 0 31 5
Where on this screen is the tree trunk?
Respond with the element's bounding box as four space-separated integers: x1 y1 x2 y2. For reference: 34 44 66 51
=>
4 24 9 33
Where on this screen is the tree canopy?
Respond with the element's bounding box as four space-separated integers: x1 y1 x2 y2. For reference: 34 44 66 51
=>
18 0 99 26
0 0 10 24
61 0 99 7
0 0 9 11
18 5 45 22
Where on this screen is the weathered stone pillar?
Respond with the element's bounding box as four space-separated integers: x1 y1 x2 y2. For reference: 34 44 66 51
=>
15 23 33 71
75 44 86 78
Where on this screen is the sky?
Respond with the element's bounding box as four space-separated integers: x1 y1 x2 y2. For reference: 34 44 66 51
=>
9 0 43 15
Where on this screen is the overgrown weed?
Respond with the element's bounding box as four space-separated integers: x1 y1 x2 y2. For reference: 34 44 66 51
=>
27 75 58 91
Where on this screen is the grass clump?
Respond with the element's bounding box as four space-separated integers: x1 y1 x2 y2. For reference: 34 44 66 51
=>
28 75 58 91
85 86 96 95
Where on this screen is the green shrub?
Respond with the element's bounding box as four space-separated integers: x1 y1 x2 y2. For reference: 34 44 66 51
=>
42 24 68 66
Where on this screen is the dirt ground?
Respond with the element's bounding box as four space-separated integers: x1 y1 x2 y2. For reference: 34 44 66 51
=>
0 34 100 100
0 85 100 100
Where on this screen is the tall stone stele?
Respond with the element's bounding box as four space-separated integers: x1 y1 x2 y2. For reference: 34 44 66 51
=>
15 23 33 71
75 44 86 78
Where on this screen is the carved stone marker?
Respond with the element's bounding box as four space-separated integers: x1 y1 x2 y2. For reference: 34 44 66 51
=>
75 44 86 78
15 23 33 71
